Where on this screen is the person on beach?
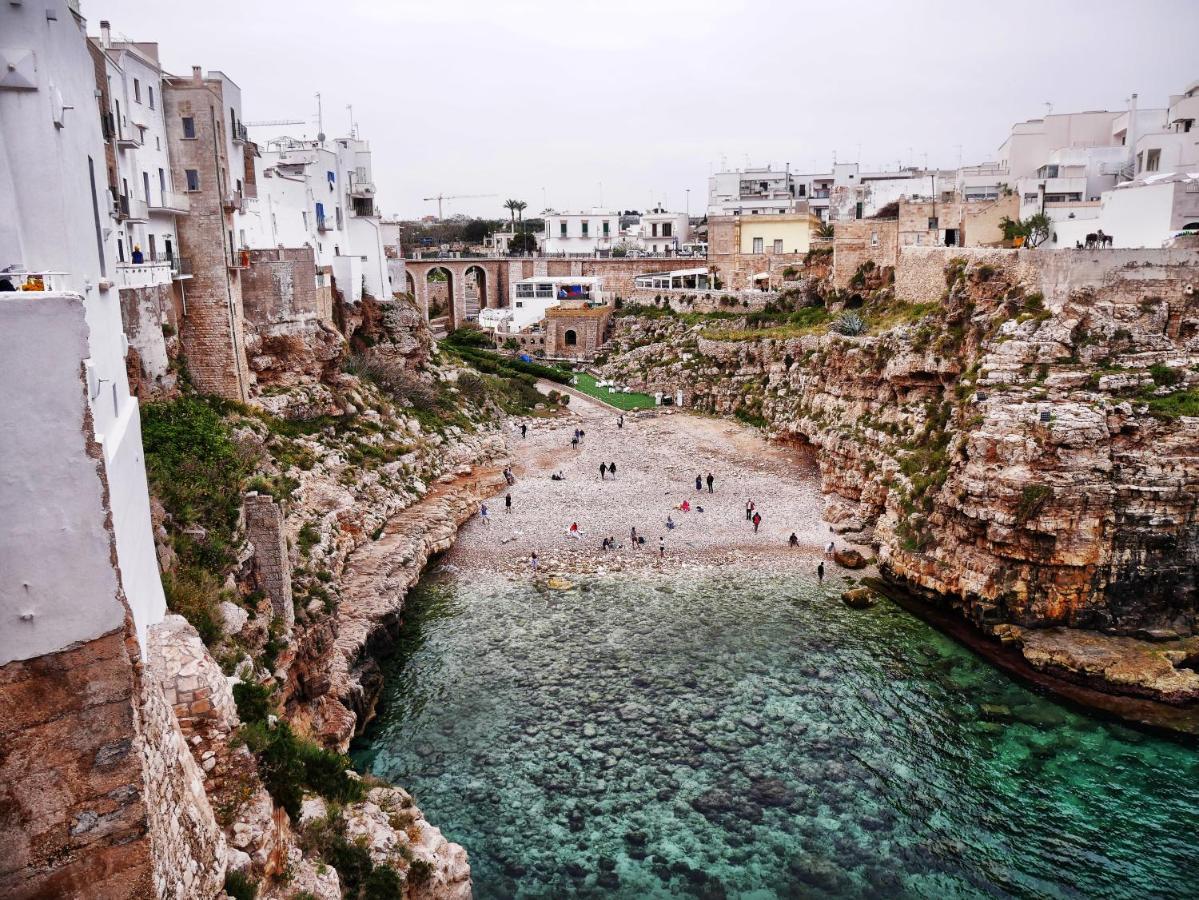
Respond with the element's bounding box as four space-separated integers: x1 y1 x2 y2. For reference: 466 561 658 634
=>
602 537 611 551
480 503 490 525
572 435 579 451
817 561 825 582
630 526 638 546
666 515 676 530
600 462 608 480
746 499 755 521
569 522 580 539
530 551 539 572
608 462 616 480
618 415 624 429
659 536 665 558
789 532 798 547
825 540 835 557
752 511 762 533
695 474 703 492
580 429 586 442
521 423 527 439
680 499 691 513
505 493 513 514
706 472 714 493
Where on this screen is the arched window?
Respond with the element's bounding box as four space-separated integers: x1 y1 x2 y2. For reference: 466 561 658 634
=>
564 329 577 346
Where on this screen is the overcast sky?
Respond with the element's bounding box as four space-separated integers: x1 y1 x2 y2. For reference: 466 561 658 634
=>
91 0 1197 220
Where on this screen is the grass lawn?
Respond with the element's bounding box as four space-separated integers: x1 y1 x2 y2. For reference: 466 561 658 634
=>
571 373 657 410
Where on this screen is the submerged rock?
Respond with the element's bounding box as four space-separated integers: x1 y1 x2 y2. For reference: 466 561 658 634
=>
834 549 868 569
842 587 876 609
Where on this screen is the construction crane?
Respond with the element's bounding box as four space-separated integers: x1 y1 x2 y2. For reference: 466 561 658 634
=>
244 119 306 128
422 193 498 219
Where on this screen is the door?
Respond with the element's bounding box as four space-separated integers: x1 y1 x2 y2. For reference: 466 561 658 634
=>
944 228 958 247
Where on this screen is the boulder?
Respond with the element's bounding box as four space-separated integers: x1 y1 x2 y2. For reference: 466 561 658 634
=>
841 587 876 609
834 549 868 569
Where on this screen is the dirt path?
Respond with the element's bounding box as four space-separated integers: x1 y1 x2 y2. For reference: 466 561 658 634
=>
444 384 836 577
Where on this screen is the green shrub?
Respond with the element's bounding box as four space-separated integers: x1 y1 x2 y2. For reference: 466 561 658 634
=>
224 869 259 900
407 858 434 887
1145 388 1199 419
363 863 405 899
142 395 253 573
1149 363 1182 387
321 834 374 897
163 569 224 645
233 680 274 725
1015 484 1052 523
239 722 364 820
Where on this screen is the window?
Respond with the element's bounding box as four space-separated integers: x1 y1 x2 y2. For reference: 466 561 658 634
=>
928 217 938 230
159 168 166 194
602 220 610 236
143 171 151 202
582 221 589 237
752 237 764 253
564 329 578 346
1146 148 1161 172
1135 151 1144 173
560 222 567 236
855 201 864 219
651 223 659 237
327 171 335 187
133 78 141 103
773 239 784 253
870 230 879 247
663 223 672 237
185 169 200 191
182 116 196 139
148 86 155 109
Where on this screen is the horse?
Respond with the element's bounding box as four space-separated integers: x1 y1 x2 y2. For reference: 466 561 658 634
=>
1085 233 1099 248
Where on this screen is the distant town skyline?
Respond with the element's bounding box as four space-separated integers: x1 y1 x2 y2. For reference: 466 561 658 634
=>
91 0 1198 219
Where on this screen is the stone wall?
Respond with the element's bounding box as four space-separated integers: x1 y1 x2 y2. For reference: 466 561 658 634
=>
832 220 898 289
164 76 251 402
120 283 175 390
544 306 612 360
138 628 227 900
245 492 295 634
242 248 332 327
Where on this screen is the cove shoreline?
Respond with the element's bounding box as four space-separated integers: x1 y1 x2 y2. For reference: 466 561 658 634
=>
869 575 1199 744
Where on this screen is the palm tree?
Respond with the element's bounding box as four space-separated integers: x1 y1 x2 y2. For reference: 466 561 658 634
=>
514 200 528 235
503 199 521 236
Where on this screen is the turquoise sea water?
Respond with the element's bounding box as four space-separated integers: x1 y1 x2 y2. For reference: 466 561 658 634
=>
351 570 1199 899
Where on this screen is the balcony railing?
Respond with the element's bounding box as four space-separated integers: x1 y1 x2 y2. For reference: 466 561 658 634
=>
172 257 193 279
222 191 244 213
317 217 334 232
227 249 252 270
231 121 249 143
115 261 174 289
0 271 72 292
349 180 376 198
809 189 831 199
150 191 191 214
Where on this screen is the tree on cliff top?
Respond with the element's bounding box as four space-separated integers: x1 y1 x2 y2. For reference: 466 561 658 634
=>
1000 213 1051 248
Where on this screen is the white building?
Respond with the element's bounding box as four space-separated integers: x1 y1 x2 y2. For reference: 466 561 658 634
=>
630 208 690 254
508 276 603 330
90 24 188 291
244 135 389 301
708 165 804 216
0 0 166 650
542 210 621 255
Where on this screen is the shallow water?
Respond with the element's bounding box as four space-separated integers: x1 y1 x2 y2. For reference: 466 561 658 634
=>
351 570 1199 899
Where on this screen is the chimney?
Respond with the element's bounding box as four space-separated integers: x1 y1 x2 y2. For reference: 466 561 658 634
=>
192 66 203 83
100 20 111 48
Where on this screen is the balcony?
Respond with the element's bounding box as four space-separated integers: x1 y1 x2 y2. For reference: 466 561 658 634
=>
116 194 150 222
231 121 249 144
222 191 244 213
227 249 251 270
115 261 173 289
172 257 193 280
0 271 72 292
114 121 142 149
317 217 334 233
809 189 831 199
349 180 376 198
150 190 191 215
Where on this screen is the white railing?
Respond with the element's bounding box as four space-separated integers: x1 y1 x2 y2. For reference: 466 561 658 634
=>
0 271 72 292
126 197 149 220
114 261 174 289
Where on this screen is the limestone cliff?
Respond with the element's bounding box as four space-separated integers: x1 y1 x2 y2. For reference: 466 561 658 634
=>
600 248 1199 703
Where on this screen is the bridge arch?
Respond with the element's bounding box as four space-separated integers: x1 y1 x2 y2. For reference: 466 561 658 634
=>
464 265 489 321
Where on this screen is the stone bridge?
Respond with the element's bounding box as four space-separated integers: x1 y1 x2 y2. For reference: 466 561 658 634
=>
402 256 698 329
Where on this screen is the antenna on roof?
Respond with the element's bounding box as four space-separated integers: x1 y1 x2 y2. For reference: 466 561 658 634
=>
1044 101 1053 117
315 92 325 143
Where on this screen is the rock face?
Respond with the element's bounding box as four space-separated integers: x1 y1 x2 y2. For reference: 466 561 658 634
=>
601 248 1199 694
